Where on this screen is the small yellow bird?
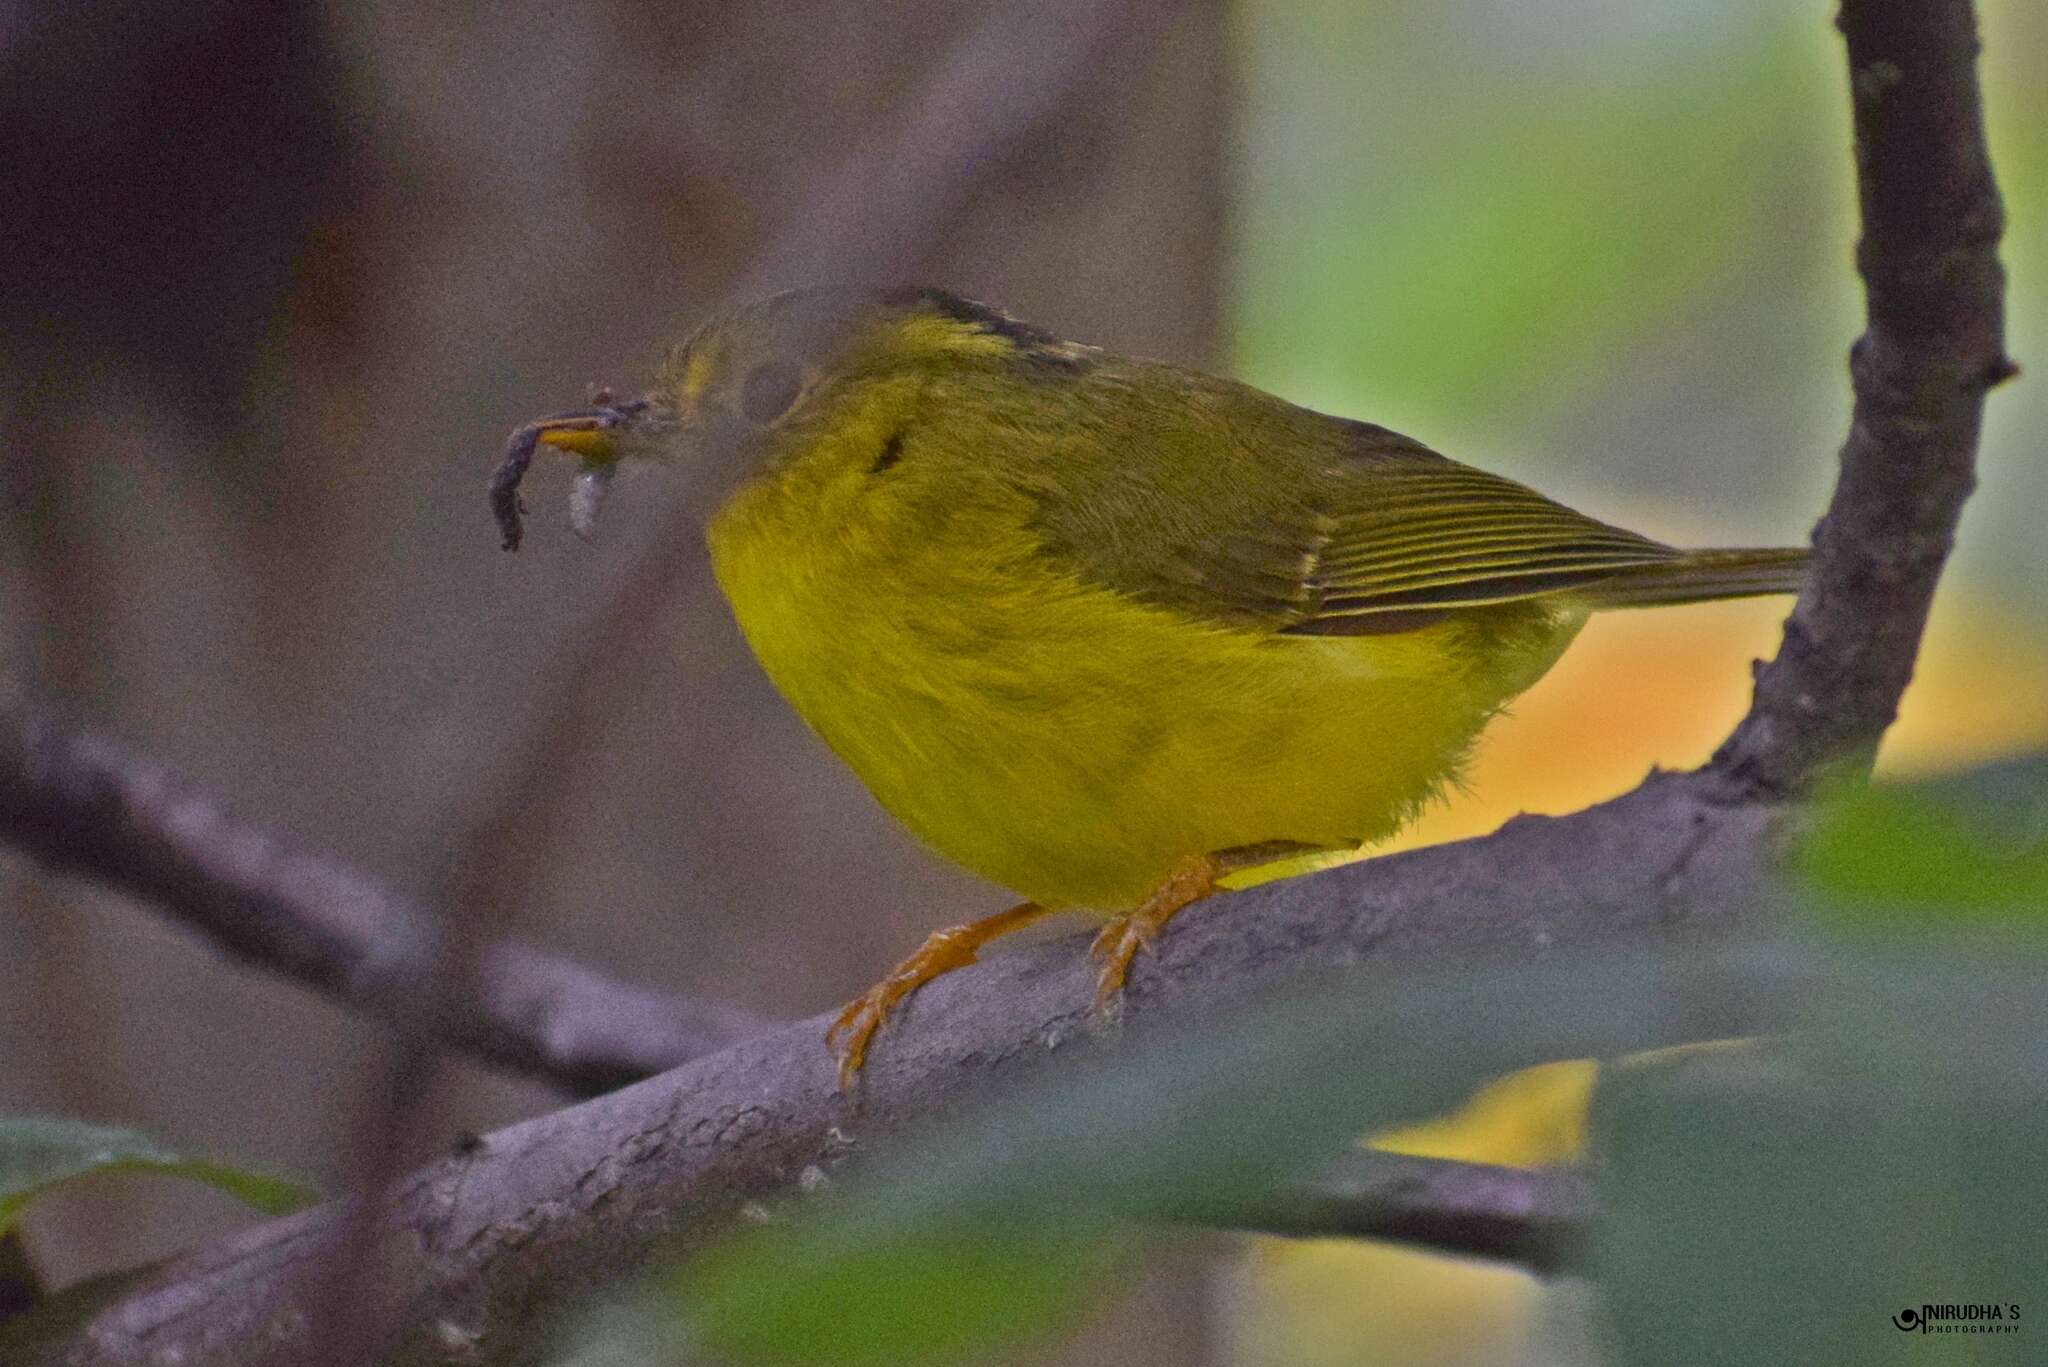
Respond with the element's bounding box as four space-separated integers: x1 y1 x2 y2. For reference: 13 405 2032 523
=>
496 286 1807 1085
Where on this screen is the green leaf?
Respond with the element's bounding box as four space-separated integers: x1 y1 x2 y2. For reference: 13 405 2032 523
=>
666 1221 1125 1367
1794 755 2048 929
559 947 1791 1366
0 1114 315 1235
1593 949 2048 1366
558 766 2048 1367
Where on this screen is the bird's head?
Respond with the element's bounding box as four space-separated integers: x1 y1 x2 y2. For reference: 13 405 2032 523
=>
493 286 1090 549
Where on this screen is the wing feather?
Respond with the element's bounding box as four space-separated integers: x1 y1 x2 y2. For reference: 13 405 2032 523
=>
1295 453 1680 626
1017 362 1681 634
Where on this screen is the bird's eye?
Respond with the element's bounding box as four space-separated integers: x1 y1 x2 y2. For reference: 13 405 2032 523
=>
739 360 804 426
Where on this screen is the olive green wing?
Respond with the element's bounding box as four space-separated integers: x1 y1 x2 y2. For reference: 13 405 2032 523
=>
1024 378 1683 636
1284 444 1686 634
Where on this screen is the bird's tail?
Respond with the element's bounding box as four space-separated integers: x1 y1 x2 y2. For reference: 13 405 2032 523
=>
1579 546 1811 611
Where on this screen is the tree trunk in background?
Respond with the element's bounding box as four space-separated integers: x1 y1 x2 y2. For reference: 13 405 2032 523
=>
0 1 1229 1362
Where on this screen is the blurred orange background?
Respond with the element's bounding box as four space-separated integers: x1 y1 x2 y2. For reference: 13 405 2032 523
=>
1228 586 2048 1367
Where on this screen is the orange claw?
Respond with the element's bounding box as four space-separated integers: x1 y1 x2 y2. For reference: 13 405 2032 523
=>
1088 854 1222 1009
827 901 1051 1089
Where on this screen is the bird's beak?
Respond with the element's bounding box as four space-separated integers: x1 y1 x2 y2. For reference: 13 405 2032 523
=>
529 406 626 461
492 399 665 551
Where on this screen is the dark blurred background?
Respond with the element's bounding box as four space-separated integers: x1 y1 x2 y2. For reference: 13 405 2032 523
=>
1 2 2041 1364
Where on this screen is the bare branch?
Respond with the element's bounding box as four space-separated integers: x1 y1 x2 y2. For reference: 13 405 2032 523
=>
0 775 1784 1367
1229 1150 1592 1277
1710 0 2013 796
0 701 764 1098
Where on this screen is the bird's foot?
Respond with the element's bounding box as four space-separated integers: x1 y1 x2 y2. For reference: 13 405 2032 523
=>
826 901 1049 1090
1088 854 1222 1010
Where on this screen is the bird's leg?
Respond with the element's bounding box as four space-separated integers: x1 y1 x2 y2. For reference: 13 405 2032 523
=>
1088 857 1219 1008
827 900 1054 1089
1089 841 1316 1009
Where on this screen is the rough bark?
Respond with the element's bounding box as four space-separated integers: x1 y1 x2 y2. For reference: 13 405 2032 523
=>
0 777 1785 1366
1709 0 2013 795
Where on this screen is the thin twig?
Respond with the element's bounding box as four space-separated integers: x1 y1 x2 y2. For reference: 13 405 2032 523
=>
1710 0 2013 796
0 700 764 1097
1230 1150 1592 1277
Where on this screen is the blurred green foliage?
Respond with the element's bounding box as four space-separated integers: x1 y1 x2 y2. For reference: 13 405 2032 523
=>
1797 756 2048 923
1596 959 2046 1367
1233 4 1821 433
555 757 2048 1367
1233 0 2046 603
0 1115 314 1236
663 1225 1124 1367
556 955 1767 1364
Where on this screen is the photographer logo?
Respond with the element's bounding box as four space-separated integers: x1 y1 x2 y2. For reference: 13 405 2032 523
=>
1891 1304 2020 1335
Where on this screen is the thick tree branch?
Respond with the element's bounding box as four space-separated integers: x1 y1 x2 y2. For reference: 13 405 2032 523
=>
2 0 2008 1361
1710 0 2012 795
0 701 764 1097
0 776 1783 1367
1232 1150 1592 1277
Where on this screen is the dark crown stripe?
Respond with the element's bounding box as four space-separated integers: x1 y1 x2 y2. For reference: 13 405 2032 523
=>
880 287 1086 368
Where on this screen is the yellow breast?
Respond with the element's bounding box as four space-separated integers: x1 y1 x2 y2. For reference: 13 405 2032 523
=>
705 459 1582 911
